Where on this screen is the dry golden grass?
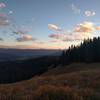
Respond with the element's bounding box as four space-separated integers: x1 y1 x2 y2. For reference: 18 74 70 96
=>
0 63 100 99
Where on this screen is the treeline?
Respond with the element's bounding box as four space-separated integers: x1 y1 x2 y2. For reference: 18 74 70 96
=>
60 37 100 65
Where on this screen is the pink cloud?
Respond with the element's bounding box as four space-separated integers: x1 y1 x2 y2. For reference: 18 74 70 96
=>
48 24 62 31
0 13 10 27
49 33 87 42
0 3 6 8
16 34 36 42
49 33 67 39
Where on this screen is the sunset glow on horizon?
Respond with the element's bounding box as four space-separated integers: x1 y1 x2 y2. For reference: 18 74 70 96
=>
0 0 100 49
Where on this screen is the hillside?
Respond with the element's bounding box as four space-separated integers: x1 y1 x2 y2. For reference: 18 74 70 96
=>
0 63 100 99
0 56 59 83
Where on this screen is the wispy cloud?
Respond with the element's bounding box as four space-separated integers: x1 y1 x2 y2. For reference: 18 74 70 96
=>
70 4 96 17
71 4 80 14
48 21 96 42
34 41 47 44
16 34 36 42
0 13 10 27
8 10 13 14
11 24 32 35
49 39 62 43
85 10 96 17
49 33 67 39
13 30 28 35
48 21 100 43
48 24 62 31
49 33 84 42
0 2 6 9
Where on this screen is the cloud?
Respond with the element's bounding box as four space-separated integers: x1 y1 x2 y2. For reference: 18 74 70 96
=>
49 39 62 43
0 2 6 9
11 24 34 36
11 24 36 42
48 24 62 31
12 25 32 35
62 34 77 41
13 30 27 35
94 26 100 31
48 21 95 42
49 33 84 42
35 41 46 44
49 33 67 39
95 26 100 30
16 34 36 42
85 10 96 17
8 11 13 14
74 21 95 33
71 4 80 14
0 13 10 27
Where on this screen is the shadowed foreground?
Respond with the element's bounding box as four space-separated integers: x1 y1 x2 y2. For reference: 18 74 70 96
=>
0 56 59 83
0 63 100 100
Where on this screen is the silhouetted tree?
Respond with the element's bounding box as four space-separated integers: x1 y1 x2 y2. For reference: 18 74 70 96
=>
60 37 100 65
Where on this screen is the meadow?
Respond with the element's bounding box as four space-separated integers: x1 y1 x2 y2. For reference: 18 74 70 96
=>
0 63 99 100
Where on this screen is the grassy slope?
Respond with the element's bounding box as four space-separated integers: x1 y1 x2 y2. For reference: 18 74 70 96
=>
0 63 100 99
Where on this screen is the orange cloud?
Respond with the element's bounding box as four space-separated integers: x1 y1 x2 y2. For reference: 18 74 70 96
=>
74 21 95 33
95 26 100 30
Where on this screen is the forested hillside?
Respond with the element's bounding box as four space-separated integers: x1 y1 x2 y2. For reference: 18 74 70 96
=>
60 37 100 65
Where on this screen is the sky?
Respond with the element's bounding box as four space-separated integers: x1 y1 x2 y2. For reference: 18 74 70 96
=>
0 0 100 49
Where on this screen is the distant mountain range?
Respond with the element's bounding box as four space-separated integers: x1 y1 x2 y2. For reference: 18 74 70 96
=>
0 48 61 62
